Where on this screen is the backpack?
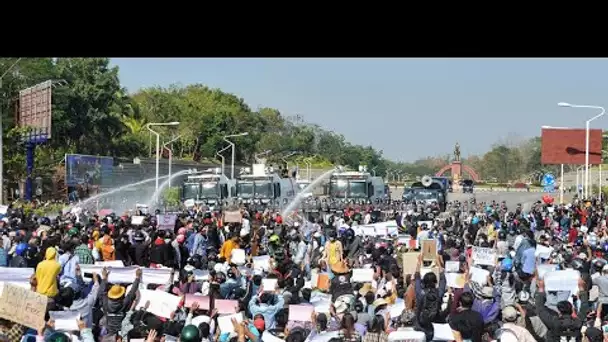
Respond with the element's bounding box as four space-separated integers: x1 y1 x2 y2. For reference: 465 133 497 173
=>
418 289 440 326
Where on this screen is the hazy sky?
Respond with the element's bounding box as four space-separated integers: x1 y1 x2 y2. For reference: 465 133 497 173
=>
111 58 608 162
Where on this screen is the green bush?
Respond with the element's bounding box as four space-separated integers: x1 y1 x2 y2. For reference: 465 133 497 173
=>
162 187 181 207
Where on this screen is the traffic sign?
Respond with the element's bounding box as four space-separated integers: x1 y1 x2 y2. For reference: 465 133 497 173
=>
541 173 555 186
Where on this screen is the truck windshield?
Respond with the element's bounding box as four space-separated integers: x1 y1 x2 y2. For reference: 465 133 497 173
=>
200 182 219 198
412 189 439 200
349 181 368 198
237 182 254 198
182 183 200 199
329 179 367 198
254 180 274 198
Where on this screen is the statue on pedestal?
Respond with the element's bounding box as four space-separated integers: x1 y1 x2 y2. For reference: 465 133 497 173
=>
453 142 461 162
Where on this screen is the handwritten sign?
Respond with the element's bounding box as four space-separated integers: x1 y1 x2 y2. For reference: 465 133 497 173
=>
157 214 177 230
445 273 466 288
223 210 242 223
421 240 437 261
445 261 460 273
351 269 374 283
402 253 419 276
0 282 48 330
131 216 145 225
545 270 580 294
472 247 497 266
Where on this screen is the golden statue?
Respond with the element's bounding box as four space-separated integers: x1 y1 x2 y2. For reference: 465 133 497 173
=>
454 142 461 162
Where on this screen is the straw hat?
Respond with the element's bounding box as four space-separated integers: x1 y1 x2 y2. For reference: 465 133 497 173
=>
331 261 349 275
358 283 376 296
108 284 126 299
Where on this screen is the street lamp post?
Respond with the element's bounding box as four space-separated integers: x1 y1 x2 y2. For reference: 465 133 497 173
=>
558 102 606 199
163 134 182 188
216 145 231 176
0 58 22 204
223 132 249 180
146 122 180 192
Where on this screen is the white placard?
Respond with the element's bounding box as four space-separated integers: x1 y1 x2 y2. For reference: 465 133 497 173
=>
472 247 497 266
138 289 180 318
262 278 278 291
389 301 405 318
469 267 490 285
445 273 465 289
262 330 285 342
217 312 243 333
157 214 177 230
545 270 580 294
252 255 270 272
79 265 171 285
131 216 145 225
0 267 34 285
49 311 79 331
0 205 8 215
537 264 557 279
433 323 456 341
361 226 376 236
351 268 374 283
445 261 460 273
95 260 124 267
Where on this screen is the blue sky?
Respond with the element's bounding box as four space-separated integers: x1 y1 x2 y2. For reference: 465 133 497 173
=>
111 58 608 162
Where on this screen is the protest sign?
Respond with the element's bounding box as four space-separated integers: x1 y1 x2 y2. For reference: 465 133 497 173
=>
472 247 497 266
421 239 437 261
217 312 243 333
214 299 239 314
157 214 177 230
397 235 417 249
361 226 376 236
0 282 47 330
184 294 210 310
470 267 490 285
131 216 145 225
223 210 242 223
445 261 460 273
402 253 418 276
252 255 270 271
95 260 124 267
138 290 180 319
445 273 466 288
262 278 278 291
545 270 580 294
351 269 374 283
49 311 80 331
288 305 314 322
79 265 172 285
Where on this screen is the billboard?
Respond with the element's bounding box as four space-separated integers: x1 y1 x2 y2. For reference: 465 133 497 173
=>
65 154 113 187
18 80 52 141
541 127 603 165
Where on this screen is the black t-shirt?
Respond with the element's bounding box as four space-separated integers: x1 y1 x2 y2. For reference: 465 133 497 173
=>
449 309 484 342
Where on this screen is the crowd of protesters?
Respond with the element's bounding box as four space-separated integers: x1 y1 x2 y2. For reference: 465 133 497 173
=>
0 193 606 342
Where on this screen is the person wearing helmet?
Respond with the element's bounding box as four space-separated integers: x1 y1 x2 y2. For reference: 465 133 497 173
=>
180 324 200 342
46 332 71 342
9 242 28 268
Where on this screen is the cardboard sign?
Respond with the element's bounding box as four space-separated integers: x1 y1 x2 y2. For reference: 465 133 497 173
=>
224 210 242 224
421 239 437 261
311 273 330 291
445 273 466 288
0 282 48 330
402 253 418 278
472 247 497 266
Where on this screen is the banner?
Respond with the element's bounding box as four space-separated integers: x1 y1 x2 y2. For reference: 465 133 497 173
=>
65 154 113 187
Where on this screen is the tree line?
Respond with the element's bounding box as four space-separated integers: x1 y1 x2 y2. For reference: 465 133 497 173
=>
0 58 562 193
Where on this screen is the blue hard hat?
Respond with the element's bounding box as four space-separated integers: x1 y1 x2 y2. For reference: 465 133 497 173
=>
472 217 479 225
15 242 28 257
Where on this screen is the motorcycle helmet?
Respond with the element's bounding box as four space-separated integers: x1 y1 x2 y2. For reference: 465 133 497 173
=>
47 333 70 342
180 325 201 342
498 230 507 240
